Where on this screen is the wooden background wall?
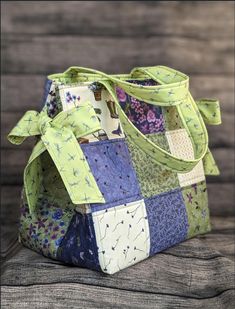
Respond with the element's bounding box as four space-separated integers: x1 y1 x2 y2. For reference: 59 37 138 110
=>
1 1 234 257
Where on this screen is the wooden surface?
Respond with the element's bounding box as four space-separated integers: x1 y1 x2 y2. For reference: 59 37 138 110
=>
1 1 235 308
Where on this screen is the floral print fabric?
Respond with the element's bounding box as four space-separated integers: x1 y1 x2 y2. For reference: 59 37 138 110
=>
116 80 165 135
58 83 125 141
182 181 211 238
145 189 188 256
19 194 73 259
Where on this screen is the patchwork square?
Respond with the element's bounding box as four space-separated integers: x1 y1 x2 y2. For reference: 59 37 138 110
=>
126 133 179 198
166 129 205 187
116 80 165 135
45 82 62 118
42 78 52 107
81 139 142 212
145 189 188 255
182 181 211 238
163 106 184 131
58 84 125 141
57 212 101 271
19 196 73 259
92 199 150 274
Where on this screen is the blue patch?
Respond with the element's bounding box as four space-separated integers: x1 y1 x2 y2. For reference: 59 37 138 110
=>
145 189 188 255
57 212 101 271
81 139 142 212
42 78 52 107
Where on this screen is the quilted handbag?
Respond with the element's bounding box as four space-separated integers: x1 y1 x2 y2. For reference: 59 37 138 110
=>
8 65 221 274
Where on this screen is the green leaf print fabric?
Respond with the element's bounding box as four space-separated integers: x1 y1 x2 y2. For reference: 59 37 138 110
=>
126 133 179 198
182 181 211 238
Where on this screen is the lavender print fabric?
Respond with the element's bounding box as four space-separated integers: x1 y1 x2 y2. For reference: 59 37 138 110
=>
116 80 165 135
81 139 142 212
145 189 188 256
42 78 52 108
57 212 100 271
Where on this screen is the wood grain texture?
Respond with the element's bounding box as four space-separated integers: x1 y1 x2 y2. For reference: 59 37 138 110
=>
1 1 234 307
1 284 234 309
2 1 234 39
1 224 234 291
2 34 234 75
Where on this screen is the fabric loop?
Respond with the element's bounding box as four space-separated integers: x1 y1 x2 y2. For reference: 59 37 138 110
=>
47 66 221 174
8 102 105 213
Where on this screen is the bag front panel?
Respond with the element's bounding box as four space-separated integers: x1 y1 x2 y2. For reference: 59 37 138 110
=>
18 74 212 274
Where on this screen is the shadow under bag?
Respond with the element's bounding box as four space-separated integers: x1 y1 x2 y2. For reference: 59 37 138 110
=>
8 65 221 274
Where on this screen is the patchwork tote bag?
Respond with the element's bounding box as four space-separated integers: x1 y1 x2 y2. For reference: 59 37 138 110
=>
8 65 222 274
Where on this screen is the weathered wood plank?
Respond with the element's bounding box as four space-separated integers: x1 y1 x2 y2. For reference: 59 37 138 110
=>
1 233 234 298
1 282 234 309
1 148 234 184
207 183 235 217
198 233 235 261
2 34 234 74
2 1 234 39
2 74 234 113
2 110 234 149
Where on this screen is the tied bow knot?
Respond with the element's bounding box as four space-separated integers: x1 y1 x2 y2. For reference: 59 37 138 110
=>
8 102 105 213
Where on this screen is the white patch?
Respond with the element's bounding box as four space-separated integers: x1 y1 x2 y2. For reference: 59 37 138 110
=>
166 129 205 187
59 84 125 141
92 200 150 274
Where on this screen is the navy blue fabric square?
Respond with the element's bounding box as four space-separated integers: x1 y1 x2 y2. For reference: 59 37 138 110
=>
57 212 101 271
145 189 188 256
42 78 52 107
81 139 142 212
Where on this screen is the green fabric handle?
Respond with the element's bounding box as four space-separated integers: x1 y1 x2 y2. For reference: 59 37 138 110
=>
8 65 221 212
52 65 220 174
8 101 105 213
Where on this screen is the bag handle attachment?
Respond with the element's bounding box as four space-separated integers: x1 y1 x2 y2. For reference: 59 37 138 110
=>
61 66 213 173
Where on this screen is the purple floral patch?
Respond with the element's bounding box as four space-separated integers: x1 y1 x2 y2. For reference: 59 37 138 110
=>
145 189 188 255
19 197 73 259
116 80 165 134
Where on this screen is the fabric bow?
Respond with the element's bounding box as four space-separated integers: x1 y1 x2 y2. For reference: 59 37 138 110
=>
8 101 105 213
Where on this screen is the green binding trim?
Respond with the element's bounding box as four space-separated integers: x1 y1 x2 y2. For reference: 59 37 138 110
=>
8 102 105 213
53 65 216 173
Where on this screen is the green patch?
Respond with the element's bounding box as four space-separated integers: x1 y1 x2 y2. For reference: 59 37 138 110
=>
163 106 184 130
126 133 179 198
182 181 211 239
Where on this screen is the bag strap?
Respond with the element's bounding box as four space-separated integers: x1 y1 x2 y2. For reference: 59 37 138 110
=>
55 66 208 173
